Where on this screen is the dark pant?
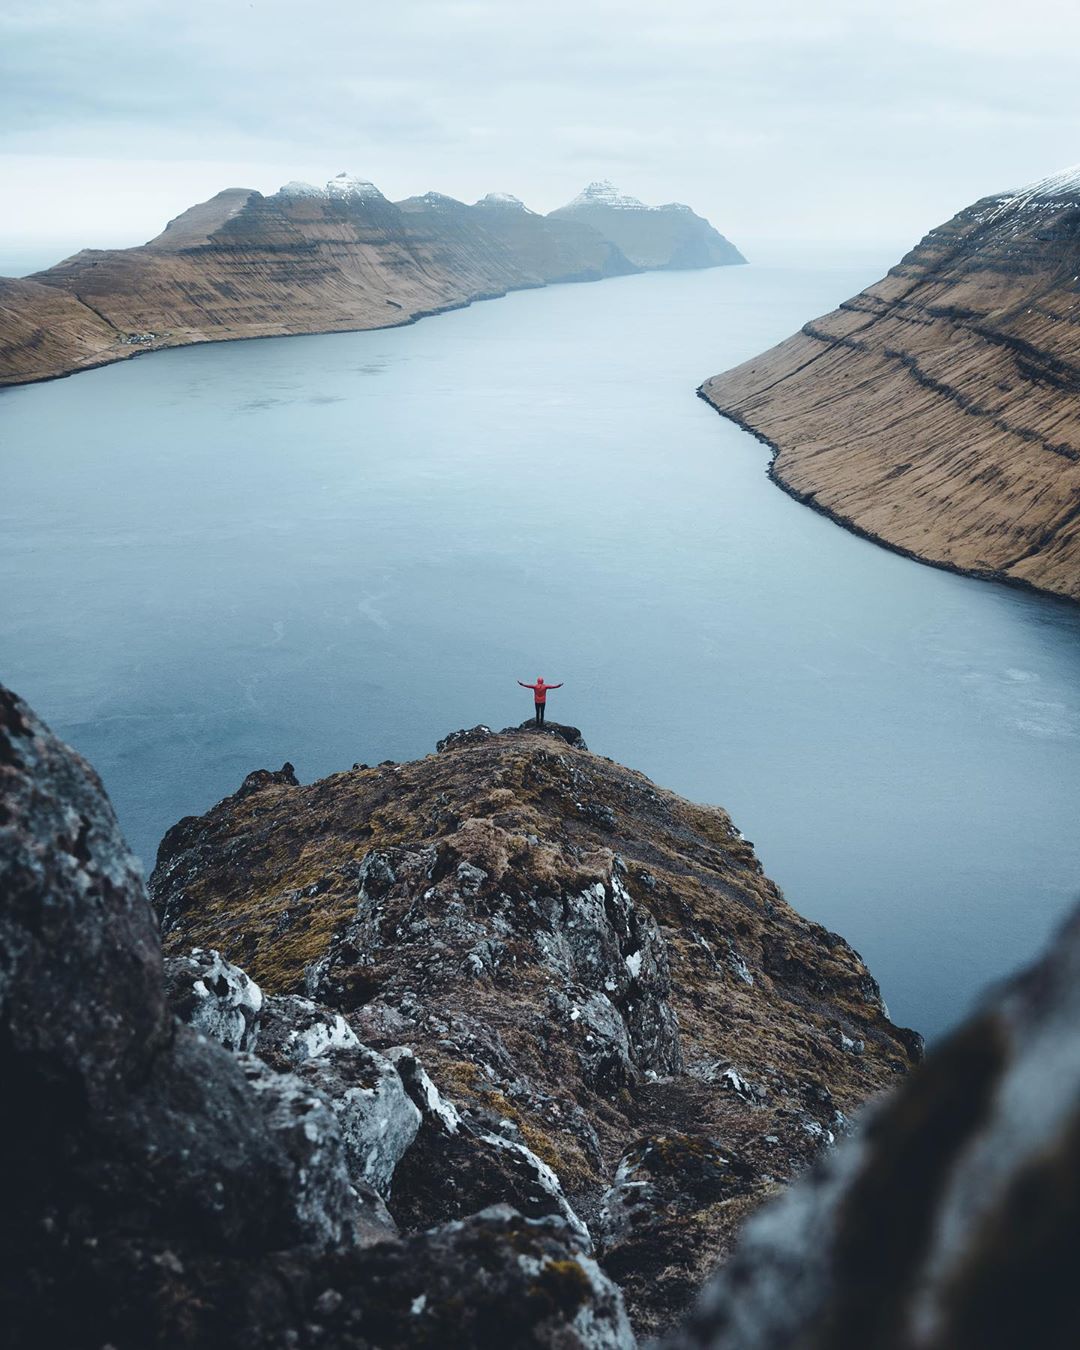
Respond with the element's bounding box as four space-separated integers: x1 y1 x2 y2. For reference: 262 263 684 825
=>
534 703 546 725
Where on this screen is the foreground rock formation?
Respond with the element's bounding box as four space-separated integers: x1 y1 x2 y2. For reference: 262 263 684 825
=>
0 686 914 1346
0 174 740 386
551 182 745 270
701 165 1080 603
150 718 916 1336
668 898 1080 1349
7 683 1080 1346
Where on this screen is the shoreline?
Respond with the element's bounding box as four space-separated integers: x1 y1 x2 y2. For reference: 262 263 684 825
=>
1 259 740 392
696 386 1080 612
0 279 552 391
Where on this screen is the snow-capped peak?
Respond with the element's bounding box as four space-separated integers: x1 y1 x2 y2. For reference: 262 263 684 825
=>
277 181 322 197
983 163 1080 225
325 172 385 201
475 192 532 212
564 180 647 210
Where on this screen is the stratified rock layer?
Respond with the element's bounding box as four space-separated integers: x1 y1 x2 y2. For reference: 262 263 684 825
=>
151 718 917 1335
701 167 1080 603
0 173 738 386
666 899 1080 1350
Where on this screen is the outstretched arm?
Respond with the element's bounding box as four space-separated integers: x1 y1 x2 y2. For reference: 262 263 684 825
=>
518 680 532 689
548 682 563 689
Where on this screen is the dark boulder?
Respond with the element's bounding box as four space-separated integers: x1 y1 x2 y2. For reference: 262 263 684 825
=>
666 903 1080 1350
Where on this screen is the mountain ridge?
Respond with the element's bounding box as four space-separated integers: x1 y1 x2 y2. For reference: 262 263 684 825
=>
0 175 742 387
700 166 1080 603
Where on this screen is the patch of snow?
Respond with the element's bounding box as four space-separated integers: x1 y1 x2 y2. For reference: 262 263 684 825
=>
563 180 648 210
278 180 322 197
325 172 385 201
625 950 643 979
475 192 533 212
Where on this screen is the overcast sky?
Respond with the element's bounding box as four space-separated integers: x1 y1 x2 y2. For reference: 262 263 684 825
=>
3 0 1080 270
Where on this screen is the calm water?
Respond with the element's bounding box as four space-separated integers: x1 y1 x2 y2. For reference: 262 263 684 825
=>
3 261 1079 1039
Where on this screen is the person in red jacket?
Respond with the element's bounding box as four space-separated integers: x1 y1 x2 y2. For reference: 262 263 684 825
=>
518 676 563 726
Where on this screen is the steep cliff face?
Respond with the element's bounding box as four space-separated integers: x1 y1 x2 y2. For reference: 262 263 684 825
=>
150 719 917 1336
472 193 636 283
549 182 746 271
20 177 506 369
701 166 1080 604
0 275 120 383
0 172 729 387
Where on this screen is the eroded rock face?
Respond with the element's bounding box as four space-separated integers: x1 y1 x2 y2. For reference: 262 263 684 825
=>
701 165 1080 603
666 902 1080 1350
151 722 917 1335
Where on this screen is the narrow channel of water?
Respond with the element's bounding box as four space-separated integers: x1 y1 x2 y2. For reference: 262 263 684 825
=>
3 259 1078 1038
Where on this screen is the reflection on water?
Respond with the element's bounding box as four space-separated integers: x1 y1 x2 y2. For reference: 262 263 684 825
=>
2 263 1079 1039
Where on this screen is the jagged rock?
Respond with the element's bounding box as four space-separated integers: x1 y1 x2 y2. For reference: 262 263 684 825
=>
666 902 1080 1350
163 959 423 1202
237 1051 394 1245
310 1204 635 1349
387 1047 592 1246
597 1134 758 1332
237 761 299 797
164 947 263 1050
257 995 422 1200
437 723 494 753
503 719 590 749
152 722 917 1334
701 164 1080 603
0 683 168 1106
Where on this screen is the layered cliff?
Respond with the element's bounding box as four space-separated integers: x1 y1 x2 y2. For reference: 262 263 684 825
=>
0 683 918 1347
701 166 1080 604
550 182 746 270
0 172 738 387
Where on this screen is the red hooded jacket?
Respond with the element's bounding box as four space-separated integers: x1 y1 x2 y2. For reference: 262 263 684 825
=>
518 678 562 705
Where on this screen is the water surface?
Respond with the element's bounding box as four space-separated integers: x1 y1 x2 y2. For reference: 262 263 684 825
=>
3 261 1079 1038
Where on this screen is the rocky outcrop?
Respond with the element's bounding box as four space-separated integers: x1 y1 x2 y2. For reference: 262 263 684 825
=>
666 897 1080 1350
701 165 1080 603
0 172 737 386
0 681 641 1348
150 718 917 1335
549 182 746 271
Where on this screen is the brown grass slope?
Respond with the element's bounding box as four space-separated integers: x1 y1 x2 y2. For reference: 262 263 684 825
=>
701 170 1080 602
0 180 639 386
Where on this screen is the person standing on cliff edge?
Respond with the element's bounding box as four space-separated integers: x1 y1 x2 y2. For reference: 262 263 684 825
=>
518 677 562 727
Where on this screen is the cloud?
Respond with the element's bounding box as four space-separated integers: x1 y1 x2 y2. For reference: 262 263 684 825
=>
3 0 1080 261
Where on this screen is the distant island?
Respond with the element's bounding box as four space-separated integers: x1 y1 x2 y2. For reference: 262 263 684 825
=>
700 166 1080 605
0 175 744 386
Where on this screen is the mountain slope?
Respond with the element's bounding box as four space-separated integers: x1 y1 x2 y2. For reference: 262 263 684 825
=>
0 172 718 387
550 182 746 270
700 167 1080 603
150 719 918 1335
